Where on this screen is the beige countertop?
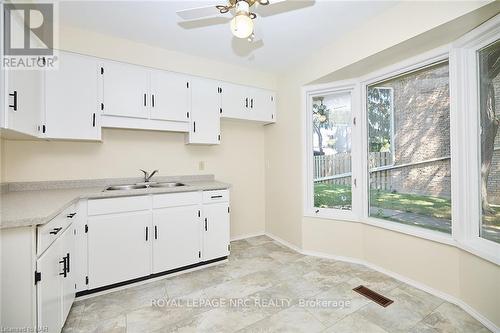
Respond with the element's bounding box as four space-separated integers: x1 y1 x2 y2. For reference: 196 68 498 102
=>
0 176 230 229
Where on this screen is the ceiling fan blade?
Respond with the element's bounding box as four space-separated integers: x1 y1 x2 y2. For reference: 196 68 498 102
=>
256 0 315 17
176 5 221 20
178 17 232 29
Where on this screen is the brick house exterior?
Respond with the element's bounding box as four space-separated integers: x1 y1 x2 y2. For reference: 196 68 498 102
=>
369 62 500 203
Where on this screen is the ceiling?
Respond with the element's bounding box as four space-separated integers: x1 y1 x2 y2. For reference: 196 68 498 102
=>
59 1 396 73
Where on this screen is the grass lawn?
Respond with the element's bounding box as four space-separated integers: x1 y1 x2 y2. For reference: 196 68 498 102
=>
315 183 451 219
314 183 500 227
370 189 451 220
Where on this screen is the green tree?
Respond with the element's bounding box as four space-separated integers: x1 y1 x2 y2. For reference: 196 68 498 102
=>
479 40 500 214
312 97 333 154
367 87 392 152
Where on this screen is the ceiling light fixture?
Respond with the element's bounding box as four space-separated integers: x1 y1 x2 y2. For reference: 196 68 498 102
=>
230 0 254 39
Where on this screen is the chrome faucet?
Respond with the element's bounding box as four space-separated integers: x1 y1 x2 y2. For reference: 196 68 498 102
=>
140 169 159 183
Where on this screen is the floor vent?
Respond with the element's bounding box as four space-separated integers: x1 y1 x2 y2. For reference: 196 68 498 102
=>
353 285 393 307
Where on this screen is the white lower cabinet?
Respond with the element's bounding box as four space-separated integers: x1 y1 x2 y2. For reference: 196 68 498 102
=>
37 233 63 333
87 211 152 289
203 203 230 261
61 226 76 323
36 224 77 333
152 205 202 273
85 190 230 290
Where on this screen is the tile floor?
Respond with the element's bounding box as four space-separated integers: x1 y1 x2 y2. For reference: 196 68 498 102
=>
63 235 491 333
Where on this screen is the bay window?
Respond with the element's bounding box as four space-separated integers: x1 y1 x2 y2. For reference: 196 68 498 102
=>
304 15 499 264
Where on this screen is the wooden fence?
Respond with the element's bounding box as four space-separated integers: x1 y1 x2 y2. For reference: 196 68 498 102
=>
313 152 392 189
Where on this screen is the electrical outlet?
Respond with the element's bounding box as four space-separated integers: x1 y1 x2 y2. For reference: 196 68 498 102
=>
199 161 205 171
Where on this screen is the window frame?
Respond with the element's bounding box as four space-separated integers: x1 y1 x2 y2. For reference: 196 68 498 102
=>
450 15 500 264
303 80 362 222
302 15 500 265
359 48 454 244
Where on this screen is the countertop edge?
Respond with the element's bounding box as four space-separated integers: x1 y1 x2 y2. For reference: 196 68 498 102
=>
1 182 231 230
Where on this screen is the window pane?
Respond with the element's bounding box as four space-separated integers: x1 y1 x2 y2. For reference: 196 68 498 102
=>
478 39 500 244
368 62 452 233
313 92 352 210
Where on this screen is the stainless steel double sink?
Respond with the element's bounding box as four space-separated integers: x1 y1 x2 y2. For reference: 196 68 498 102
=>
104 182 185 191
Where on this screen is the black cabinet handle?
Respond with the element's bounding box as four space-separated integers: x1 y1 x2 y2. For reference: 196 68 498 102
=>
92 113 96 127
154 226 158 240
193 121 196 133
66 212 77 218
49 227 62 235
211 195 223 199
245 98 248 108
8 91 17 111
251 98 254 108
59 257 67 277
66 253 70 273
152 94 155 108
145 226 149 241
204 218 208 231
144 93 147 107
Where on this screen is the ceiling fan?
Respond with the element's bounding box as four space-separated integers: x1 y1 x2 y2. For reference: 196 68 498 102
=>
177 0 287 40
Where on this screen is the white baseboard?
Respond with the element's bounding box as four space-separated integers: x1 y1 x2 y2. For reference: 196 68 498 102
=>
262 233 499 333
265 231 303 253
230 231 265 241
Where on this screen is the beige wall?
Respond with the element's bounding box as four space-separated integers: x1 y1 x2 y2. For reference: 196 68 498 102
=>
265 0 500 328
1 25 276 239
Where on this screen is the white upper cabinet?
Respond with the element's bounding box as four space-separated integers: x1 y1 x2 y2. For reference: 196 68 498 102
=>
220 82 247 119
252 88 276 123
44 52 101 140
220 82 276 124
186 78 221 145
100 60 150 119
5 67 43 137
150 71 191 122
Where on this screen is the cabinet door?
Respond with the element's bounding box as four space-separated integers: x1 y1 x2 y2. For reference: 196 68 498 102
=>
150 71 190 122
220 82 246 119
5 68 43 136
87 211 152 289
152 205 201 273
203 203 230 261
252 88 276 123
101 61 149 119
61 226 76 324
37 235 63 333
44 52 100 140
187 78 220 145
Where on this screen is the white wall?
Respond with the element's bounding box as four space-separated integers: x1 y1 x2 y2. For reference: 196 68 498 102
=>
265 1 500 329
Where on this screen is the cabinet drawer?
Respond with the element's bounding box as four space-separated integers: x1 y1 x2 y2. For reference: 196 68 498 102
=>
38 204 77 256
153 191 202 209
203 190 229 203
88 196 150 216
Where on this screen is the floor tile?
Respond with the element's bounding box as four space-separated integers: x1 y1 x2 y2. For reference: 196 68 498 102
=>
322 312 388 333
355 286 445 333
238 305 326 333
421 302 492 333
63 237 491 333
304 282 371 327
